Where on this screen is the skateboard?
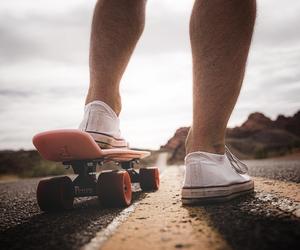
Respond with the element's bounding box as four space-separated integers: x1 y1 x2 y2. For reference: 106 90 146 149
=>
32 129 160 212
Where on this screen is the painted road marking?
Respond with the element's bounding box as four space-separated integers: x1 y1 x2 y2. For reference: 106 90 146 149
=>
82 153 169 250
83 163 299 250
95 166 230 250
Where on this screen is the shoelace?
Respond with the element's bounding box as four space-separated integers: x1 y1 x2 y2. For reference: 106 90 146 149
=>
225 145 248 174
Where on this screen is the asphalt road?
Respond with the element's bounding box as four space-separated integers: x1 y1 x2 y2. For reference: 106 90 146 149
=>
0 178 146 250
246 158 300 183
0 157 299 250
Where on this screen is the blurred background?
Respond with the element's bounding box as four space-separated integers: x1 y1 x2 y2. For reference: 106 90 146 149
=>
1 3 299 248
0 0 299 151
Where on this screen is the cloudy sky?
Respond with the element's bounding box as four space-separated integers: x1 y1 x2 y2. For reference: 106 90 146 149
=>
0 0 300 150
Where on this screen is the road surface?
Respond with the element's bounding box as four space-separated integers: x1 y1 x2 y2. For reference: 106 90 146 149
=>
0 154 299 250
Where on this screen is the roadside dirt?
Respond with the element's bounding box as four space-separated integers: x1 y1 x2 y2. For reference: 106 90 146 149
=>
253 177 300 202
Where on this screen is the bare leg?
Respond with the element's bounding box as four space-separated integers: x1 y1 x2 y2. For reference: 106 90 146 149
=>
86 0 146 115
186 0 256 154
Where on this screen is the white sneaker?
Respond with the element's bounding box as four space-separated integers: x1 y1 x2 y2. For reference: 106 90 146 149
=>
181 146 254 204
78 100 128 149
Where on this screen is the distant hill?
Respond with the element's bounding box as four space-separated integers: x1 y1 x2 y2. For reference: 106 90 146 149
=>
161 111 300 164
1 111 299 178
0 149 159 179
0 150 68 178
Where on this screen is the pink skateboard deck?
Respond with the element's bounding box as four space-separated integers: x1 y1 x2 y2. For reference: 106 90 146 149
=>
32 129 150 162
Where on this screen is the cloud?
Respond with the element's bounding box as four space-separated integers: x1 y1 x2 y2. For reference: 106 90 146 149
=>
0 3 92 64
253 1 300 48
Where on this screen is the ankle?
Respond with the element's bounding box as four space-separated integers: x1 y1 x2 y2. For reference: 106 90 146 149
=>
102 99 121 116
186 143 225 155
185 129 225 155
86 92 122 116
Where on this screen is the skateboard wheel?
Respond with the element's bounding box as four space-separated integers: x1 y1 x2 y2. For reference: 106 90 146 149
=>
97 171 132 207
37 176 74 212
139 167 160 191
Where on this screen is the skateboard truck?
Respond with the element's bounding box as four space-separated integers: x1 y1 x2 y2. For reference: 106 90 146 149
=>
64 160 98 197
118 160 140 183
62 158 141 197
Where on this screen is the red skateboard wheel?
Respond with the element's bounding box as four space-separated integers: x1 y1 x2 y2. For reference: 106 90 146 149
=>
36 176 74 212
139 167 160 191
97 171 132 207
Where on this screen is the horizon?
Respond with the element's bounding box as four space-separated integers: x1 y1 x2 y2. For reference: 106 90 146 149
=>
1 0 300 150
1 109 299 152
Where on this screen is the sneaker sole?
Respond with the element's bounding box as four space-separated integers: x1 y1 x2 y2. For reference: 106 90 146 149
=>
181 180 254 205
85 131 128 149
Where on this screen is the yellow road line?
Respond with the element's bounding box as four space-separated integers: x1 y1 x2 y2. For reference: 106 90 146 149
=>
85 166 299 250
101 166 230 250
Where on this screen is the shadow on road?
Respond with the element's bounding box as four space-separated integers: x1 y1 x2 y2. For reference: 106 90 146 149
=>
184 192 300 250
0 191 146 250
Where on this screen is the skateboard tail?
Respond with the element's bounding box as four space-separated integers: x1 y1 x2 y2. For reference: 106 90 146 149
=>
32 129 150 162
32 129 103 162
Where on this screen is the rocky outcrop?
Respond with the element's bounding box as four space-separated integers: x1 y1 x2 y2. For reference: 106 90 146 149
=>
160 127 189 164
161 111 300 163
161 127 189 151
273 111 300 137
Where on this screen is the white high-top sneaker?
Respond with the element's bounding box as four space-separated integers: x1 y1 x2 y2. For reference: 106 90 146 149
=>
79 100 128 149
181 146 254 204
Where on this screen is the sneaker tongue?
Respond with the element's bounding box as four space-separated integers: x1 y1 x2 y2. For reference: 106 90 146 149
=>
225 146 248 174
